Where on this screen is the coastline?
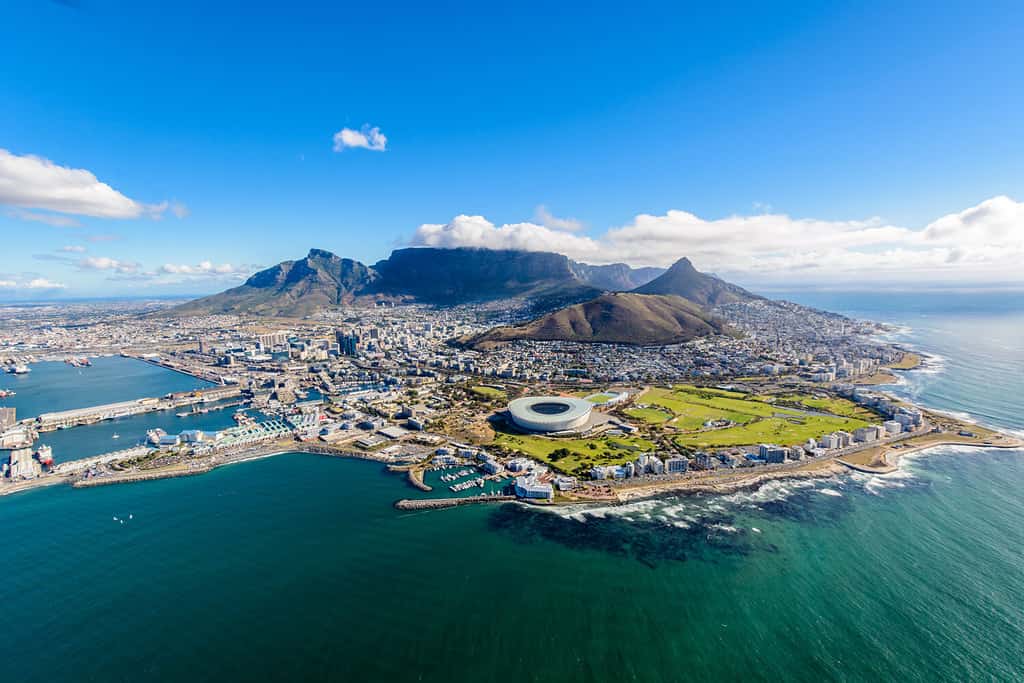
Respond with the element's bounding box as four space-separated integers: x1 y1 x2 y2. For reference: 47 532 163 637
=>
5 422 1022 507
4 338 1021 508
0 440 402 498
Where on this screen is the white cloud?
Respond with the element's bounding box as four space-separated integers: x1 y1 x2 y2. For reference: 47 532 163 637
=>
61 245 86 253
5 208 82 227
0 280 16 288
158 261 248 276
412 214 603 257
170 201 189 219
534 205 583 232
26 278 66 290
332 125 388 152
77 256 139 274
0 148 176 219
409 196 1024 284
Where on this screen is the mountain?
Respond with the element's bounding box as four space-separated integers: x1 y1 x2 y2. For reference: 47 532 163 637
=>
461 292 726 349
569 261 665 290
173 249 378 316
369 247 601 305
172 247 753 318
633 257 760 307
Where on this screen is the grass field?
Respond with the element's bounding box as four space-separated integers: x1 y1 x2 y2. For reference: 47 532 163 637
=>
632 384 872 449
636 385 796 430
778 394 879 420
885 352 922 370
492 431 656 475
673 413 869 449
623 407 674 424
468 385 506 400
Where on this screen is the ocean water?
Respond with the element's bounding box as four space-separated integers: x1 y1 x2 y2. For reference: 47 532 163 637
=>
1 293 1022 682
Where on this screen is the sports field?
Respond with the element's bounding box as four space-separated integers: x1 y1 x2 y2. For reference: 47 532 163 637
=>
630 385 872 448
492 431 656 475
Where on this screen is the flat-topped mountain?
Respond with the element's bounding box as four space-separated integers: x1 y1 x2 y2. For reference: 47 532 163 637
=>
461 292 727 349
633 257 760 307
173 247 669 316
370 247 602 306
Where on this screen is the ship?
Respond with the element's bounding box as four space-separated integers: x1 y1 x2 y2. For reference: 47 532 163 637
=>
146 428 167 445
35 445 54 468
0 389 15 398
7 364 30 374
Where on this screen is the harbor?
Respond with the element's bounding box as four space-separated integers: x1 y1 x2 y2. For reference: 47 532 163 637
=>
0 355 216 420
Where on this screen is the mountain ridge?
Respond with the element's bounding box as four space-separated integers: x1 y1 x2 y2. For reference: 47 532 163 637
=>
170 247 748 318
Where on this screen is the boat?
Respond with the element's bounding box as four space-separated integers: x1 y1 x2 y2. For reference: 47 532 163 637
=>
8 364 30 374
0 390 14 398
112 433 120 439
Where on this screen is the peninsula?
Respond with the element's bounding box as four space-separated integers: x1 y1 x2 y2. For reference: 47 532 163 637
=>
1 248 1018 506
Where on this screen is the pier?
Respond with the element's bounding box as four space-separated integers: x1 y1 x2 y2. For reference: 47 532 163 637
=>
54 445 154 475
394 495 515 511
33 385 242 431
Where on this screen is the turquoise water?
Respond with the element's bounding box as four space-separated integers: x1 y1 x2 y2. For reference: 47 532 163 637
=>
1 293 1022 682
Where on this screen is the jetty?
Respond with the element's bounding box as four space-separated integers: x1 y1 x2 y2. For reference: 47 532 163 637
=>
394 495 515 511
33 385 242 432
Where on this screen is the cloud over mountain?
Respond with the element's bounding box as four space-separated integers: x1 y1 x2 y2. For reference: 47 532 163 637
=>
410 196 1024 284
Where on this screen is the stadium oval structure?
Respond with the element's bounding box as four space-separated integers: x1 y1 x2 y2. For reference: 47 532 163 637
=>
508 396 593 433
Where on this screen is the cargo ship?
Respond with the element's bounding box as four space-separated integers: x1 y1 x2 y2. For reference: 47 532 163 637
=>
35 445 54 468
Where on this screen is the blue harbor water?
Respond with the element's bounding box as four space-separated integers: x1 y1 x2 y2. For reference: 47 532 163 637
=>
35 400 245 463
0 356 222 463
0 355 213 420
1 292 1022 682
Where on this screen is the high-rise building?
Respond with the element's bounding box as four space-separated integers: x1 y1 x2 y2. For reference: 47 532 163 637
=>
335 329 360 356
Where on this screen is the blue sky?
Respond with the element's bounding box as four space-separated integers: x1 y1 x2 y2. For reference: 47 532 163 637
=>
2 0 1022 297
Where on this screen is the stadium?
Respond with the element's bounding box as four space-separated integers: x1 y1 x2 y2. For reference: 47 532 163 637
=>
507 396 593 433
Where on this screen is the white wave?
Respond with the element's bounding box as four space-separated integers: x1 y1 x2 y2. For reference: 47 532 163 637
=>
859 467 916 496
751 527 761 534
819 488 843 497
715 477 818 506
710 523 739 534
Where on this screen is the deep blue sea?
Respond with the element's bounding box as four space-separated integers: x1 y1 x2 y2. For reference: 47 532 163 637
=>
0 292 1021 682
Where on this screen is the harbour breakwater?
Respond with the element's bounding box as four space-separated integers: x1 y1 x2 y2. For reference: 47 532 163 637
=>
32 385 242 431
72 465 214 488
394 495 515 511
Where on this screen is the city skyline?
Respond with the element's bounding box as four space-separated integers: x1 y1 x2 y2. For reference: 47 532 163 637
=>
2 1 1023 297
